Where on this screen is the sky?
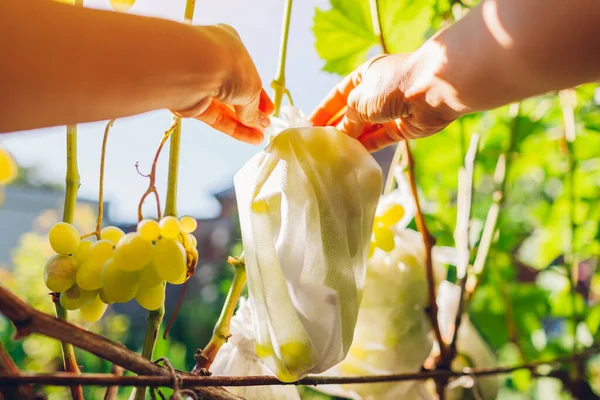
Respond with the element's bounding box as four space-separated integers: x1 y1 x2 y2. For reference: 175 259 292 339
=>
1 0 340 224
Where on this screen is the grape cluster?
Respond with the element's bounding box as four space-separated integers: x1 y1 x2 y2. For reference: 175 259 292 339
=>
369 203 405 256
44 216 199 322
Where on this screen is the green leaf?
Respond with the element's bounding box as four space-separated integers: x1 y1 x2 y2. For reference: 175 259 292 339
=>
313 6 377 75
549 289 586 318
313 0 435 75
379 0 436 54
586 304 600 336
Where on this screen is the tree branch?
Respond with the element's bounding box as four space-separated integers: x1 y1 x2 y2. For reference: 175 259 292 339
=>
0 285 241 400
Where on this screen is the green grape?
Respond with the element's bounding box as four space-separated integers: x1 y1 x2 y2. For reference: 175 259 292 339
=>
139 263 163 287
188 233 197 248
73 239 94 263
373 224 395 252
159 216 180 240
59 285 97 310
153 238 187 284
101 226 125 246
101 259 139 303
48 222 81 255
377 204 405 227
137 219 160 241
80 295 108 322
98 288 113 304
89 240 114 265
76 260 103 290
179 216 197 233
44 254 78 292
114 232 153 271
135 282 165 311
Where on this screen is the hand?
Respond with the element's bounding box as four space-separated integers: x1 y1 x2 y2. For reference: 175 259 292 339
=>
309 52 461 152
174 24 274 145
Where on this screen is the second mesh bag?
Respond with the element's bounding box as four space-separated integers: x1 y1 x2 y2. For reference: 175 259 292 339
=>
234 126 383 382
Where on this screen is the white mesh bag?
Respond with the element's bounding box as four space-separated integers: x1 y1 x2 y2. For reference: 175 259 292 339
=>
234 118 383 382
211 298 300 400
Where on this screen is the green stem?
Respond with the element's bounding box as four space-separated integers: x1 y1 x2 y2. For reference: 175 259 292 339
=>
141 307 165 361
272 0 293 117
134 105 183 400
468 103 521 289
164 116 181 218
192 256 246 374
559 89 580 352
57 124 84 400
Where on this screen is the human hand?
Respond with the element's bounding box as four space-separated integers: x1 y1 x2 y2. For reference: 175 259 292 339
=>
174 24 274 145
309 52 461 152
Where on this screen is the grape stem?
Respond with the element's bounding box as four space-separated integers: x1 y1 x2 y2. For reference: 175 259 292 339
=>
137 119 179 222
135 4 196 400
271 0 294 117
192 255 246 375
54 2 86 398
56 124 84 400
164 114 181 218
82 119 115 240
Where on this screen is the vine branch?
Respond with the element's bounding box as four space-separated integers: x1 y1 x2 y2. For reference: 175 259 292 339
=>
82 119 114 240
402 141 447 362
271 0 293 116
137 119 178 222
448 133 479 360
0 341 35 399
0 345 598 388
466 103 521 296
0 285 240 400
59 122 84 400
192 256 246 375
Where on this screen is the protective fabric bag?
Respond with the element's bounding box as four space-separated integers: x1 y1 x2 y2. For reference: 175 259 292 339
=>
234 122 383 382
211 298 300 400
314 228 449 399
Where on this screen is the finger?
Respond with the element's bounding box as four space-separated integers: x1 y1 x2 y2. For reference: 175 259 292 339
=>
309 70 362 126
336 106 365 139
259 89 275 115
234 91 269 130
196 99 264 145
357 122 405 152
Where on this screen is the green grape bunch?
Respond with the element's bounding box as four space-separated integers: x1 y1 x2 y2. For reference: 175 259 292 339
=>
43 215 199 323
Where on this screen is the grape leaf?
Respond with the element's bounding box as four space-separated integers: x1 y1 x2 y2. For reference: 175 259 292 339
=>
313 0 435 75
313 6 377 75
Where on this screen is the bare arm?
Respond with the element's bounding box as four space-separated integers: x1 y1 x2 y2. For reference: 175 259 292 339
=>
310 0 600 151
432 0 600 114
0 0 272 142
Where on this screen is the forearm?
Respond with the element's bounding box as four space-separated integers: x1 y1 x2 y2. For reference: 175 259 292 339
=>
0 0 227 133
424 0 600 114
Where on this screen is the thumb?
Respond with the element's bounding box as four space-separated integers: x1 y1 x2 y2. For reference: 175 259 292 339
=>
235 93 269 129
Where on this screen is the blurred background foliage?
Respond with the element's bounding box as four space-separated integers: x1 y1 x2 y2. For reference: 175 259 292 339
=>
1 0 600 399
